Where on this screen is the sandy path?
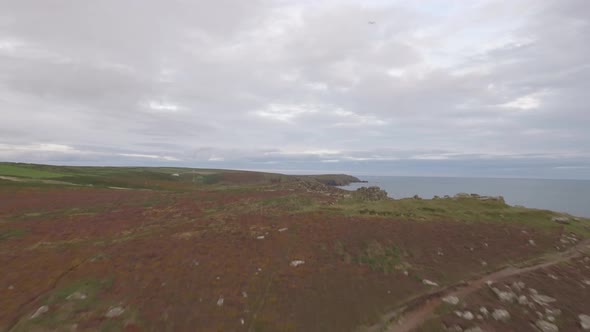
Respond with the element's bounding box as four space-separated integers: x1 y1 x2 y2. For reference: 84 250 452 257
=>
368 239 590 332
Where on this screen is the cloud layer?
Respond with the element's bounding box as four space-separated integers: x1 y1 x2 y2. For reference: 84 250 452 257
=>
1 0 589 178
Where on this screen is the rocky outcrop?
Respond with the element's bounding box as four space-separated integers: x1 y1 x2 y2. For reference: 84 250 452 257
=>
453 193 505 203
354 186 389 201
303 174 364 186
552 216 570 224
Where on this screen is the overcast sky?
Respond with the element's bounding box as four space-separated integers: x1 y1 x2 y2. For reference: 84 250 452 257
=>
1 0 589 178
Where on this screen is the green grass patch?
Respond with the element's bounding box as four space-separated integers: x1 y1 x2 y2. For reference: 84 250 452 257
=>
0 164 68 178
16 278 115 331
47 278 113 305
333 196 590 237
357 241 403 274
259 195 317 211
0 228 29 241
334 240 407 273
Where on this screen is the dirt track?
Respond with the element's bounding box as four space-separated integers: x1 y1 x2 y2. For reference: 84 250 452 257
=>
376 239 590 332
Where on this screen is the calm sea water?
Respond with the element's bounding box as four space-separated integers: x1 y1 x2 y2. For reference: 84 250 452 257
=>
339 176 590 218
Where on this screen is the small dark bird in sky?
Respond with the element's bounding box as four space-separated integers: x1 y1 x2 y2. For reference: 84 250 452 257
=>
368 21 376 25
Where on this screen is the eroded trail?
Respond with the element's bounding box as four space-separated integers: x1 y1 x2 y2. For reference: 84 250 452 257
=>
373 239 590 332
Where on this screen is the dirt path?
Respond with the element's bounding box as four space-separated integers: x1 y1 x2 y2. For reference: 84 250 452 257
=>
5 257 90 332
369 239 590 332
0 175 80 186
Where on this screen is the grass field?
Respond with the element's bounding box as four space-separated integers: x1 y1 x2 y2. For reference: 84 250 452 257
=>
0 164 70 178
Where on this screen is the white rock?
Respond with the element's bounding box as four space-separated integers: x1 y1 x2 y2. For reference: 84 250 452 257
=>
479 307 489 316
518 295 529 305
66 292 87 300
256 235 265 240
462 311 474 320
546 308 561 316
30 305 49 319
552 216 570 224
105 306 125 318
422 279 439 287
216 297 224 306
511 282 522 292
529 239 536 246
492 288 516 302
492 309 510 322
535 320 559 332
531 294 557 306
290 260 305 267
7 285 14 290
580 314 590 330
278 228 288 232
240 318 245 325
442 295 460 305
242 291 248 298
547 316 555 322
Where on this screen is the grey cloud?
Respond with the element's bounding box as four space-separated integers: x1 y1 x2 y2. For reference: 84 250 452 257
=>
0 0 589 178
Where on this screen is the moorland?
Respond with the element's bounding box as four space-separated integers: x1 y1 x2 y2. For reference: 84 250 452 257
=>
1 162 589 332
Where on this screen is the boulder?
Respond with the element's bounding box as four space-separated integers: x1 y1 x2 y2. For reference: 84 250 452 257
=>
442 295 460 305
290 260 305 267
30 305 48 319
105 306 125 318
492 309 510 321
492 287 516 303
479 307 489 316
535 320 559 332
552 216 570 224
354 186 389 201
422 279 439 287
462 311 474 320
66 292 87 300
579 314 590 330
518 295 529 305
531 293 556 306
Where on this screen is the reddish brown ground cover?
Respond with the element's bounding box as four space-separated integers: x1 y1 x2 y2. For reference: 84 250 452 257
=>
0 184 581 332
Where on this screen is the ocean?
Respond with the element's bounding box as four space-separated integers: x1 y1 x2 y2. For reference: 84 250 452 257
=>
339 176 590 218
